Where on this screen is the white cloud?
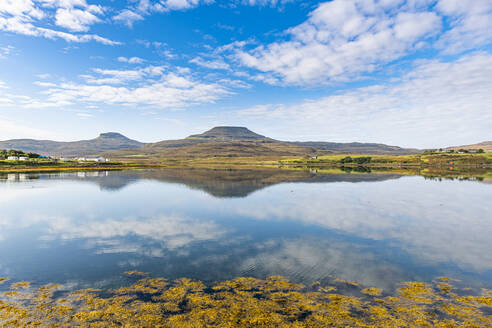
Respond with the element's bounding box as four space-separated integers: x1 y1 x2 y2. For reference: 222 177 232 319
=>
79 65 165 84
0 0 45 19
0 0 118 45
138 0 214 12
30 66 233 109
436 0 492 53
241 0 295 6
0 45 14 59
232 0 441 85
36 73 52 79
117 56 146 64
113 9 144 28
235 52 492 148
34 81 57 87
76 112 93 118
54 7 101 32
190 56 230 70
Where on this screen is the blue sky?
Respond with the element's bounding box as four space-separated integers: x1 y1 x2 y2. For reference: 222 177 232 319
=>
0 0 491 148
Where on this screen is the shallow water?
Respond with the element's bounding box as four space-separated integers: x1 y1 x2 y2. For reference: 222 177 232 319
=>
0 168 491 292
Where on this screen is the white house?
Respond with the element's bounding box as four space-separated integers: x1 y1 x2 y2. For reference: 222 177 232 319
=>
7 156 19 160
18 157 30 161
77 157 107 162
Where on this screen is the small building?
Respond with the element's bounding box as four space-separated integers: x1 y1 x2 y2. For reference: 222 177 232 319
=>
7 156 19 161
18 157 30 161
77 157 107 163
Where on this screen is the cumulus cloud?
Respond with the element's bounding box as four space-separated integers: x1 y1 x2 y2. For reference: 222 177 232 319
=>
54 7 102 32
231 0 441 85
0 0 118 45
436 0 492 53
235 52 492 148
29 65 233 109
227 0 492 85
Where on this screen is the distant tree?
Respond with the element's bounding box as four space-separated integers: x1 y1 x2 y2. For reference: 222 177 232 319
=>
354 157 372 165
340 156 353 164
27 152 41 158
7 149 24 157
458 149 469 153
477 149 485 153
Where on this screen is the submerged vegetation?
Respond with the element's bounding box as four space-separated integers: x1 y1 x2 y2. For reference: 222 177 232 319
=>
1 275 490 327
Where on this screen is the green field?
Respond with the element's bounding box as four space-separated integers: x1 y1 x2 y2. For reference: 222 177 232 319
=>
1 153 491 174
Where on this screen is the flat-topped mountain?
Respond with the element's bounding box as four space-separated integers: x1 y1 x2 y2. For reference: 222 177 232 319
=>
187 126 272 141
0 132 144 156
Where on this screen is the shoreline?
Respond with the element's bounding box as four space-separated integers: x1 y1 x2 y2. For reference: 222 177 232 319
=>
1 153 491 173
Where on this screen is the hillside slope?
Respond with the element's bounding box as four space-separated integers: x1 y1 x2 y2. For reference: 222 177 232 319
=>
105 127 421 159
289 141 420 155
445 141 492 152
2 127 424 159
0 132 144 156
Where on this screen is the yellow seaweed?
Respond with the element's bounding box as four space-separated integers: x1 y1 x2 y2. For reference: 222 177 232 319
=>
0 275 490 327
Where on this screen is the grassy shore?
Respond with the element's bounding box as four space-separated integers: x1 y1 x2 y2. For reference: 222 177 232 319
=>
1 153 491 173
110 152 492 169
275 152 492 167
0 159 162 173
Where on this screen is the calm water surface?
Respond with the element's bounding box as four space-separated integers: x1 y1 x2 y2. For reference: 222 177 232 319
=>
0 169 491 293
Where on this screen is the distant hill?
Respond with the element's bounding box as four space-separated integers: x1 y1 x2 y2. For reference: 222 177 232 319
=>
445 141 492 152
0 132 144 156
104 126 421 159
1 127 423 158
289 141 420 155
188 126 273 141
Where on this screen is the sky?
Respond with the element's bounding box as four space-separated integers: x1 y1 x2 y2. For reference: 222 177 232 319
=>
0 0 491 148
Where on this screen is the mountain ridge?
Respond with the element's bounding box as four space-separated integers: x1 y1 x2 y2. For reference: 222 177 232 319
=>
0 132 144 156
4 126 481 157
445 141 492 152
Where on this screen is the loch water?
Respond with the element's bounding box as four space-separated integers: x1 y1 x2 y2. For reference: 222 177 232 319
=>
0 168 491 292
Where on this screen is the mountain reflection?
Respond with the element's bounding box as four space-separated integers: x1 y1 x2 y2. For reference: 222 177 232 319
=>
0 168 404 196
